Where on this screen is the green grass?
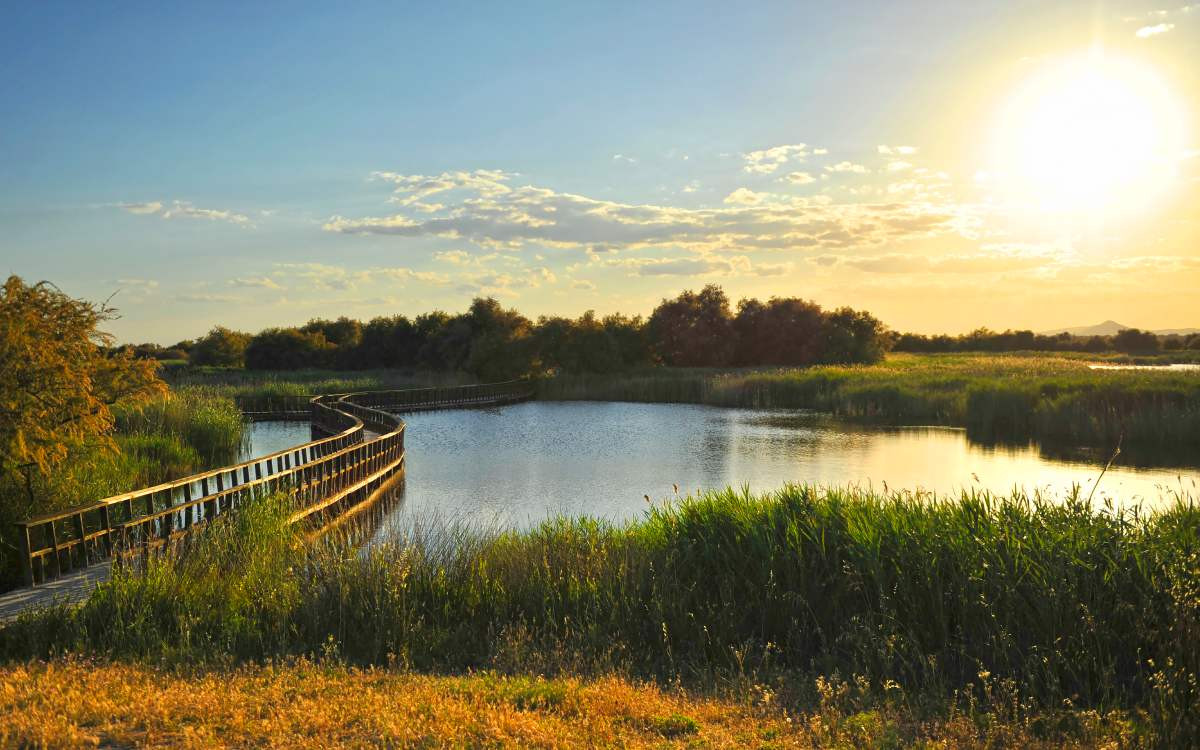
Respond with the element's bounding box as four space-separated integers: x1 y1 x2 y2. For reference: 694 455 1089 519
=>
4 484 1197 743
164 367 476 412
537 352 1200 449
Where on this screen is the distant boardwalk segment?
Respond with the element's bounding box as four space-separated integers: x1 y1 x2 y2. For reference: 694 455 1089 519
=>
12 380 533 590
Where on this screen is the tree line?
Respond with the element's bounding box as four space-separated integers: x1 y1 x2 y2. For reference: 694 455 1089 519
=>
128 285 892 379
892 327 1200 355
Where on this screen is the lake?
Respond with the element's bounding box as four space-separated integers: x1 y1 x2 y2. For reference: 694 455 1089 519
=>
245 401 1198 528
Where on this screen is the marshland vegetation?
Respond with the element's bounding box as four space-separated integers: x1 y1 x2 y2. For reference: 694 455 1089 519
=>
2 486 1197 745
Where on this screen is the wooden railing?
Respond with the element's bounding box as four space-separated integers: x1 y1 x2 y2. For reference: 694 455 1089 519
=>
14 380 533 586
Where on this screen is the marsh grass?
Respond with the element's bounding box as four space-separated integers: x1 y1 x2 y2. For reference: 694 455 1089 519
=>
538 353 1200 449
164 367 475 412
4 484 1197 743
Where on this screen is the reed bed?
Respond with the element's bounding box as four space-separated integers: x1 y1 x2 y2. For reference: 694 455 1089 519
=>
3 484 1197 743
538 353 1200 448
165 368 475 412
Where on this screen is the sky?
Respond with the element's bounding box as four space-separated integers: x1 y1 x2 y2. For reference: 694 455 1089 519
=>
1 1 1197 344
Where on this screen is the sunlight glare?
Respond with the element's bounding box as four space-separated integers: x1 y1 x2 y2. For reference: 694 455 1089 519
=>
990 52 1184 217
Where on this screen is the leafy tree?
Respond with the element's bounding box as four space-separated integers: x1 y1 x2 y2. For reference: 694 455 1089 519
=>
647 285 735 367
734 297 825 366
603 313 652 369
244 328 335 370
1112 328 1159 353
301 317 363 349
821 307 890 364
534 311 625 374
189 326 251 367
463 298 535 380
0 276 164 488
357 315 421 368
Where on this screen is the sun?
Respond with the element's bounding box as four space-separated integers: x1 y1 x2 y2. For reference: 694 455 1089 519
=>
989 52 1185 217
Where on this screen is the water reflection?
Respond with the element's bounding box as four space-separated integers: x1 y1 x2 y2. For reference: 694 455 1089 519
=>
245 402 1199 532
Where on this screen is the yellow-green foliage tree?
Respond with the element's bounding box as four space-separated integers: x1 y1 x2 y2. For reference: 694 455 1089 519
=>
0 276 165 514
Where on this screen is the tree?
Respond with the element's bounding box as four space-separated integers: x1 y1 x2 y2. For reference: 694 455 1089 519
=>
463 298 535 380
0 276 164 484
301 317 362 349
244 328 334 370
189 326 251 367
647 285 735 367
820 307 890 364
357 315 421 368
734 297 825 366
1112 328 1159 353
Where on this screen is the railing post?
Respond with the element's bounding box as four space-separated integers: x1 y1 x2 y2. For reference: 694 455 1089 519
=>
99 504 113 558
48 522 61 579
18 525 34 587
73 512 87 568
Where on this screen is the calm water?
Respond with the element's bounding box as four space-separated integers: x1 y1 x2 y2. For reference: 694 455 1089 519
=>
245 402 1198 528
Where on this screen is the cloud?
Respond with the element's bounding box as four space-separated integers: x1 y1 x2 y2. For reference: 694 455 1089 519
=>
886 161 914 172
878 145 917 155
781 171 816 185
178 293 241 304
612 154 638 164
118 199 252 227
723 187 766 205
681 180 701 193
113 278 159 289
1135 22 1174 37
325 170 961 255
229 276 283 290
570 279 597 291
434 250 473 265
824 161 868 174
598 253 792 279
633 258 730 276
271 262 449 292
742 144 808 174
117 201 164 215
372 169 513 210
837 252 1050 275
162 201 252 226
812 148 828 155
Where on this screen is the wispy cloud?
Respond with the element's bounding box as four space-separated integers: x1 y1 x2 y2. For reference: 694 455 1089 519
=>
229 276 283 290
1135 22 1175 37
742 144 808 174
781 171 816 185
324 170 960 256
116 201 164 215
117 199 252 227
824 161 868 174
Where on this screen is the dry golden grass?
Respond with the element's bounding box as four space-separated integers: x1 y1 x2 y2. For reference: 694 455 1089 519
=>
0 659 1134 749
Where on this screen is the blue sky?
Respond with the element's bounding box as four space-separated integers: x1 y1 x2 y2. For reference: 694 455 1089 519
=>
2 1 1197 343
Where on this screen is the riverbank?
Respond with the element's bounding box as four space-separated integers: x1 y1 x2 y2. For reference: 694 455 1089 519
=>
3 485 1196 744
537 353 1200 450
0 659 1138 748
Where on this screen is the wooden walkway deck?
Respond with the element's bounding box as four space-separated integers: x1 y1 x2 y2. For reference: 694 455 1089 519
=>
0 563 111 623
2 380 533 621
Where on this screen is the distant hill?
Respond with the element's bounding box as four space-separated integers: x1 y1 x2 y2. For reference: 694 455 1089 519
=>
1040 320 1200 336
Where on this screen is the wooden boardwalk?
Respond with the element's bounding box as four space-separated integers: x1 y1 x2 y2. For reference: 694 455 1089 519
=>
0 563 111 623
2 380 533 620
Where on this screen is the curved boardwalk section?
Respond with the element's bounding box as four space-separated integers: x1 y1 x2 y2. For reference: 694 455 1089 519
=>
6 381 532 611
